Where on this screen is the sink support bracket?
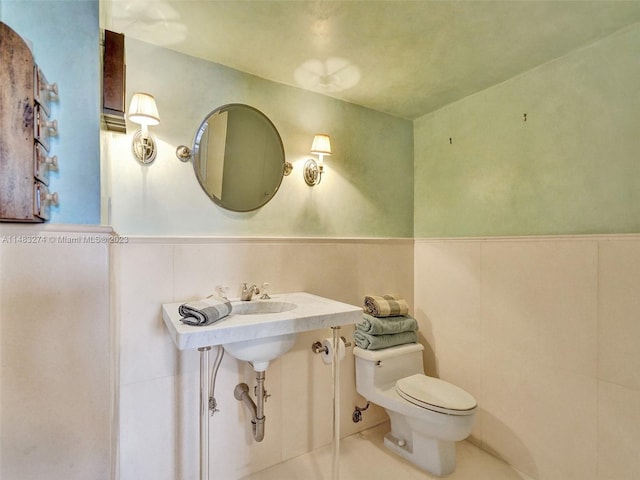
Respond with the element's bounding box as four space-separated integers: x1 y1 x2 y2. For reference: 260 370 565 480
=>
198 346 212 480
331 326 341 480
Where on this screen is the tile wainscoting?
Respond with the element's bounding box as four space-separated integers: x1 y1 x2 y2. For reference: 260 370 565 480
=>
113 236 413 480
414 235 640 480
0 224 112 480
3 227 638 480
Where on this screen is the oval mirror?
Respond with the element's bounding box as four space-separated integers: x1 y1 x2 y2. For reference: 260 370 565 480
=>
184 104 287 212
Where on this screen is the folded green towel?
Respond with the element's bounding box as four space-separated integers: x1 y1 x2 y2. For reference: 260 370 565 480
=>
353 330 418 350
364 294 409 317
357 313 418 335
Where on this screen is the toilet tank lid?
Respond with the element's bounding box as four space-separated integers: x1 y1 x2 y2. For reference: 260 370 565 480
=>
353 342 424 361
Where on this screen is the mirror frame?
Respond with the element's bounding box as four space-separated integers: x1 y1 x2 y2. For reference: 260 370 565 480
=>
188 103 287 212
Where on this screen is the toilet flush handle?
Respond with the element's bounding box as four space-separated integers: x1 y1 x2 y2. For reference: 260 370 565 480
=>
376 361 382 367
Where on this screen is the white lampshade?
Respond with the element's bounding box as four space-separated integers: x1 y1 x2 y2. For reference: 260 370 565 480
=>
310 134 332 155
128 92 160 126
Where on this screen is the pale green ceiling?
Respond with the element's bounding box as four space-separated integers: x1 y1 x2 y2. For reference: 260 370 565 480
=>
102 1 640 119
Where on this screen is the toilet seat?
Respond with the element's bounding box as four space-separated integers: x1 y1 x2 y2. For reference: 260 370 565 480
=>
396 374 477 416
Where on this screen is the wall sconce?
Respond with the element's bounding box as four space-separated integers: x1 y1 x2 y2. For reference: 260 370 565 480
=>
128 92 160 164
304 134 332 186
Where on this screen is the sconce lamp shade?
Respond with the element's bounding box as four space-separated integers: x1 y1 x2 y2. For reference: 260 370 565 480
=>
310 134 332 155
304 134 332 186
128 92 160 125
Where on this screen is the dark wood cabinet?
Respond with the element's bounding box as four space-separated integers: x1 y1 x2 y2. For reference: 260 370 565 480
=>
103 29 126 133
0 21 59 222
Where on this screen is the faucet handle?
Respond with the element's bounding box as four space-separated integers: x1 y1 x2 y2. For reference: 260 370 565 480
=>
215 285 230 300
260 282 271 300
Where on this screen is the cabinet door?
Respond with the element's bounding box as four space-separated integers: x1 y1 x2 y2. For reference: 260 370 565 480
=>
0 21 58 222
0 21 38 221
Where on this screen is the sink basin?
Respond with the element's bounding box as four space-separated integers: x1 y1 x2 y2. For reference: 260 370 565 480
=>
231 301 296 315
224 302 298 369
223 333 296 371
162 292 362 363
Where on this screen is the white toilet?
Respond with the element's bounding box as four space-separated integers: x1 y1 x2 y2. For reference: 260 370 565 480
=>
353 343 477 477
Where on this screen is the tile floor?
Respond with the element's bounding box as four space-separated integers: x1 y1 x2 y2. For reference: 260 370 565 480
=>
243 422 531 480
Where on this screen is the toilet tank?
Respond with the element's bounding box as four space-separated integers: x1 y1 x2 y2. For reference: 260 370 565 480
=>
353 343 425 394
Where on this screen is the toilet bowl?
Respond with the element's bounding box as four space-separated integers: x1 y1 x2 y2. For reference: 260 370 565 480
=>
353 343 477 477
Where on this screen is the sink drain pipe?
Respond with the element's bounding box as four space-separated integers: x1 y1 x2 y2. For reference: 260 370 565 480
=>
234 370 268 442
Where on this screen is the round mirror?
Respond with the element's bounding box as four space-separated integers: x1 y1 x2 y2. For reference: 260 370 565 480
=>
188 104 287 212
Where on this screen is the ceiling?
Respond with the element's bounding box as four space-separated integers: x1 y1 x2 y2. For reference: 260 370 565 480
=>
101 1 640 120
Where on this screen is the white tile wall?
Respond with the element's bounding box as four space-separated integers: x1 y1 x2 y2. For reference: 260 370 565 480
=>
113 237 413 480
597 239 640 480
414 235 640 480
414 241 483 441
598 240 640 390
597 380 640 479
6 231 636 479
0 225 111 480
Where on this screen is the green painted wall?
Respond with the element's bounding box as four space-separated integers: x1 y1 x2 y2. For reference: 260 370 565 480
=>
414 24 640 237
5 1 636 238
105 39 414 237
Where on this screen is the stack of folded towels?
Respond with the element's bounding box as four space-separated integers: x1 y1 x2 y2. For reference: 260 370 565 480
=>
354 294 418 350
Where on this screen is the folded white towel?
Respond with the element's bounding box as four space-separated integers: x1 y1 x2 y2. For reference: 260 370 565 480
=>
178 295 232 326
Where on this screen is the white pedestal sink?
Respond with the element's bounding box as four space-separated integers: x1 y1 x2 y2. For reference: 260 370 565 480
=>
162 292 361 351
161 292 361 480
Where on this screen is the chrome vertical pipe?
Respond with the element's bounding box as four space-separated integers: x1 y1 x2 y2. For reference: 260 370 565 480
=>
198 346 212 480
254 370 266 442
331 326 341 480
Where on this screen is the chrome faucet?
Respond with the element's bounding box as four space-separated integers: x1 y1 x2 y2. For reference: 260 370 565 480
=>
240 283 260 301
